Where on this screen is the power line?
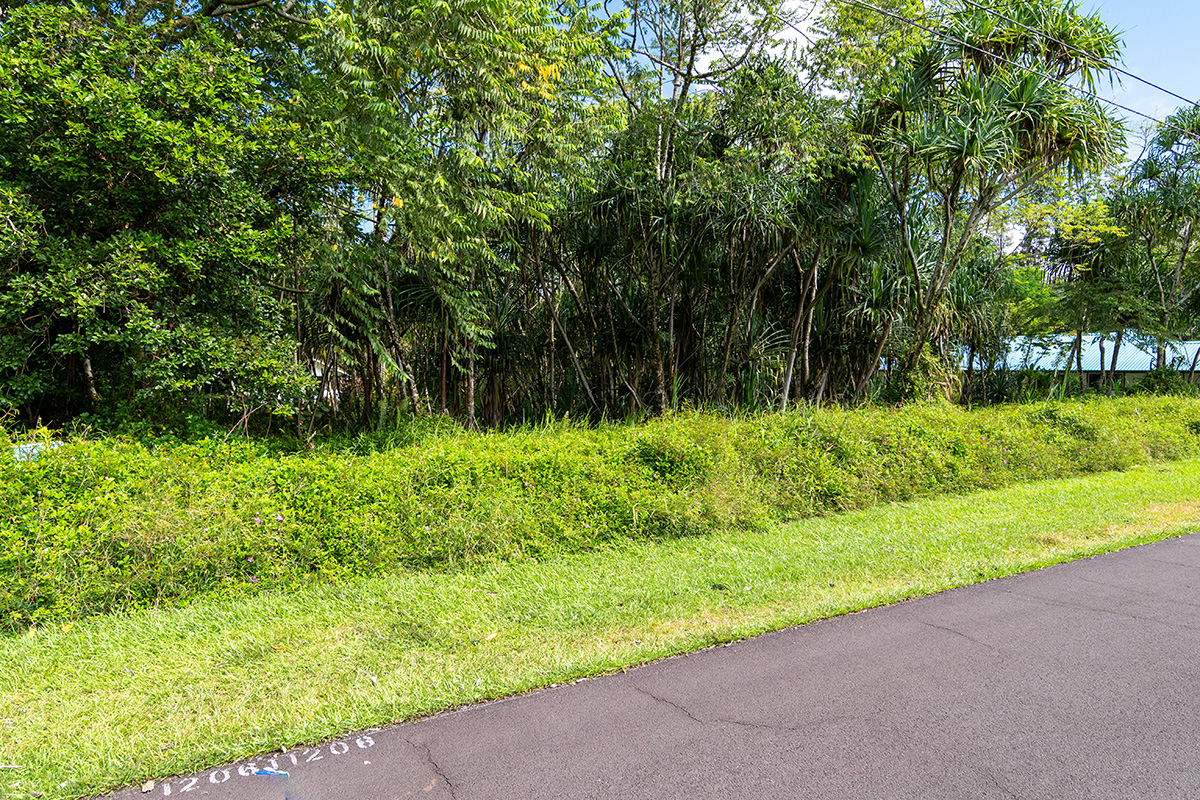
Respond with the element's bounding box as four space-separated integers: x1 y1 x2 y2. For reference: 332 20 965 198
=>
791 0 1198 143
958 0 1198 110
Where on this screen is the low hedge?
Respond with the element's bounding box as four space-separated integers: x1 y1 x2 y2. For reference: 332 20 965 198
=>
3 395 1200 631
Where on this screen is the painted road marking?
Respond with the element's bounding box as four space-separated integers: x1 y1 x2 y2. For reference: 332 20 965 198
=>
154 736 374 795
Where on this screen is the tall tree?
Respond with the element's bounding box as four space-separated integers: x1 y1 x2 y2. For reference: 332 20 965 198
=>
597 0 799 412
0 6 333 425
1112 106 1200 367
295 0 612 429
851 0 1125 387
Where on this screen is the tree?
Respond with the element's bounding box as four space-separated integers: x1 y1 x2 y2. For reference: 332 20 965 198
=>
0 6 334 425
288 0 613 430
1002 171 1142 396
593 0 800 412
1111 107 1200 367
851 0 1125 388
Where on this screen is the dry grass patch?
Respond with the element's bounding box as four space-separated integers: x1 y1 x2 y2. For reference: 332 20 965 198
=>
1044 500 1200 550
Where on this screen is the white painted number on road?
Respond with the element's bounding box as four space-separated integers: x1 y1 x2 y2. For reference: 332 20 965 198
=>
160 737 375 796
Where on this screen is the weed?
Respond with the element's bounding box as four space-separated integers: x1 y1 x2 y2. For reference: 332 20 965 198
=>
3 396 1200 631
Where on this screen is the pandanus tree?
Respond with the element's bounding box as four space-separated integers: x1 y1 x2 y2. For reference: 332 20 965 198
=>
852 0 1125 389
1110 106 1200 368
599 0 800 412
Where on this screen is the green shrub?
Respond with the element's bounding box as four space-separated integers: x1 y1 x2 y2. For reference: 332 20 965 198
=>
1129 367 1199 397
4 395 1200 632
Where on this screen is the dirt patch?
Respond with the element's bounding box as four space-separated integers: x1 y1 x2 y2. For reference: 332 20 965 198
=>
1034 533 1073 548
1023 502 1200 554
1096 501 1200 542
1146 500 1200 521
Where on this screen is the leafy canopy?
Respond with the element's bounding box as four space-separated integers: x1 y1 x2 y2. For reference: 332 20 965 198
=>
0 5 336 423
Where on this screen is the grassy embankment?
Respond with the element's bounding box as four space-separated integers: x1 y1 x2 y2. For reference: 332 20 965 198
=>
3 396 1200 798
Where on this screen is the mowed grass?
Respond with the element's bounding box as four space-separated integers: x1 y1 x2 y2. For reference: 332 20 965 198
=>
4 458 1200 799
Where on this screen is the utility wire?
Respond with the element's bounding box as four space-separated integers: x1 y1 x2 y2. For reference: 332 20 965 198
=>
791 0 1198 142
959 0 1198 109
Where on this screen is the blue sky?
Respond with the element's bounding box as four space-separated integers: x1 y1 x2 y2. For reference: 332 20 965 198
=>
1087 0 1198 153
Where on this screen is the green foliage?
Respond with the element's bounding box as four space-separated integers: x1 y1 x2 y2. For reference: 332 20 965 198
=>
5 396 1200 632
1129 368 1200 397
0 0 1183 432
0 6 333 423
879 345 962 403
1104 106 1200 349
628 426 714 484
295 0 616 426
852 0 1126 383
808 0 926 95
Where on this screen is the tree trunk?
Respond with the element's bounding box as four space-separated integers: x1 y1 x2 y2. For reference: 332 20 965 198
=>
465 338 477 431
649 308 669 414
854 318 894 398
361 347 375 429
814 364 830 405
964 346 976 405
538 254 598 413
1107 329 1124 393
82 354 100 404
667 289 676 409
439 331 448 415
1059 333 1081 399
781 298 807 412
549 305 556 411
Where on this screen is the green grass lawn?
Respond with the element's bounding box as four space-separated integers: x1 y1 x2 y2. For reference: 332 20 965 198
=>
4 457 1200 800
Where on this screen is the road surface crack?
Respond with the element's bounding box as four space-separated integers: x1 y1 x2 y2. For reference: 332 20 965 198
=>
998 587 1200 631
1147 558 1200 570
1074 575 1200 608
978 766 1019 799
916 619 1000 654
714 717 774 731
713 711 872 734
634 686 704 724
406 739 457 799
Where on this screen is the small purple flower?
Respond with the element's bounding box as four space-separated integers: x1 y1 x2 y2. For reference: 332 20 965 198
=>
276 514 284 523
254 516 262 524
247 556 254 562
424 525 430 531
250 576 259 583
583 522 589 528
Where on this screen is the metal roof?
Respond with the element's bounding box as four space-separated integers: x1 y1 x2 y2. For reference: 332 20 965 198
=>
967 334 1200 373
9 442 62 461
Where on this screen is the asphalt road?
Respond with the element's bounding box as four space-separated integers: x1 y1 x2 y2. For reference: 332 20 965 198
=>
105 533 1200 800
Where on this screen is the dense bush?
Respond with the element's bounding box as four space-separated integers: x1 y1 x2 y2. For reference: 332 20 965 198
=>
1129 368 1200 397
4 395 1200 631
0 7 332 424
